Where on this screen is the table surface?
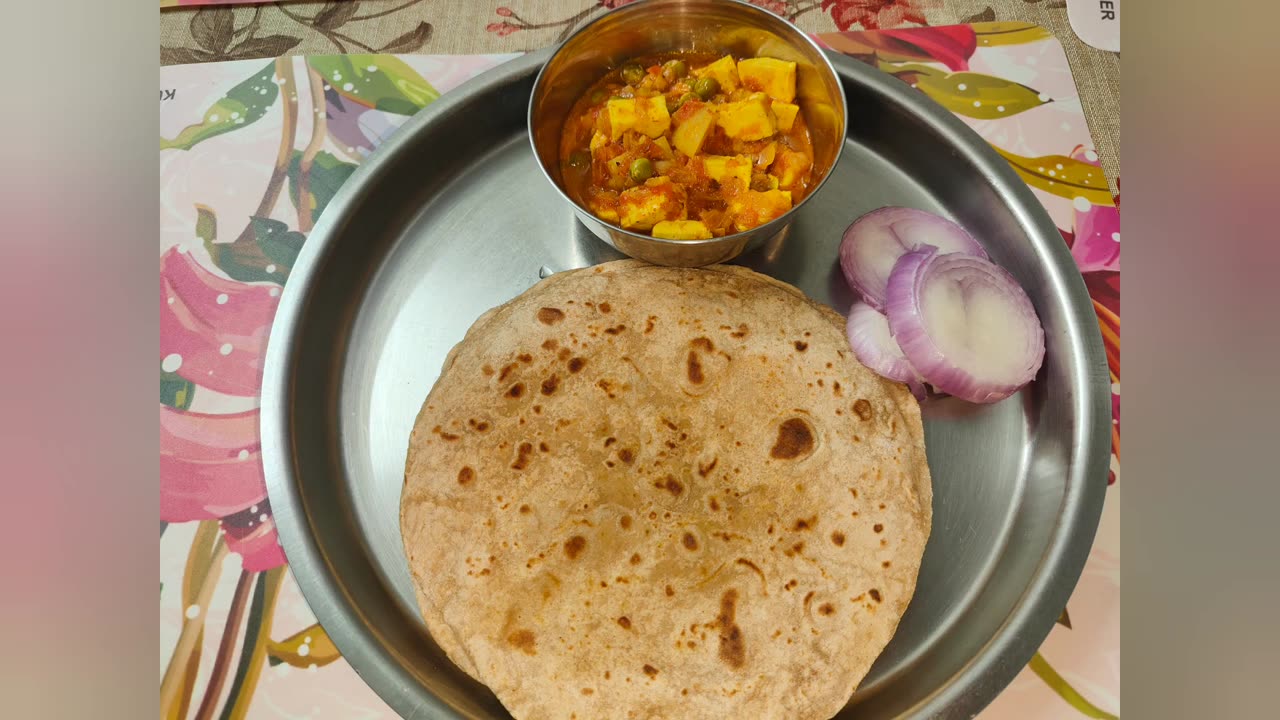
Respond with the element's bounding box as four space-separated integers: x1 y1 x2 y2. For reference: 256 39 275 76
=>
160 0 1118 187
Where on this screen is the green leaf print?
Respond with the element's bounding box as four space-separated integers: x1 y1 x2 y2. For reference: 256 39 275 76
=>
161 371 195 410
287 150 358 226
306 55 439 115
198 204 302 284
885 63 1050 119
162 62 280 151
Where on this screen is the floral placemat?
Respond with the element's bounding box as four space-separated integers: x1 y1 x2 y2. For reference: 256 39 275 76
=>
160 26 1118 720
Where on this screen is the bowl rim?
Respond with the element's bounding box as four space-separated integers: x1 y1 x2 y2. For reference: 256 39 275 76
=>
526 0 848 249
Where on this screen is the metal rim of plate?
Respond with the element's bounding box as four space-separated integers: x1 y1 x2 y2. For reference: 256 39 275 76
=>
262 48 1110 719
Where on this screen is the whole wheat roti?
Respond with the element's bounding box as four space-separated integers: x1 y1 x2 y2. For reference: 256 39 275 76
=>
401 260 931 720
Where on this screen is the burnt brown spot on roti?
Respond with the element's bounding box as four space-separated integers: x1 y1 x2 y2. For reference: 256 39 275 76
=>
519 504 531 514
568 357 587 373
630 552 642 564
832 381 842 396
564 535 587 559
730 324 749 339
831 531 845 546
558 347 572 360
617 616 632 630
882 560 892 568
467 418 491 432
735 558 766 585
793 516 816 532
457 467 475 485
794 341 808 352
604 324 626 335
540 374 560 395
709 497 720 511
642 664 658 677
869 589 882 603
716 589 745 669
853 399 873 421
686 351 704 384
784 541 805 557
511 442 534 470
432 425 461 441
598 302 612 313
873 523 884 533
498 363 518 382
482 364 494 376
507 629 537 655
541 339 558 351
691 337 715 352
681 533 699 551
539 442 550 452
656 475 684 496
506 383 526 399
644 316 657 334
665 585 675 596
818 603 835 616
581 688 594 696
770 418 815 460
698 458 718 477
620 515 632 530
803 591 815 612
618 448 635 464
784 579 798 591
537 307 565 325
518 353 533 363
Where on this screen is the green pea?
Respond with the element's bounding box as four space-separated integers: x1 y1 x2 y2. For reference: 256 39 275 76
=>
629 157 654 183
620 63 645 86
662 59 688 82
590 89 608 104
693 76 720 100
568 150 591 171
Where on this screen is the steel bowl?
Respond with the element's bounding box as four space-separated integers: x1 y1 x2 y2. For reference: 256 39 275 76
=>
528 0 847 267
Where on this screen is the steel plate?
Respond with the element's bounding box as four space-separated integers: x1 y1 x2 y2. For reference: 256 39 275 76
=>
262 49 1110 719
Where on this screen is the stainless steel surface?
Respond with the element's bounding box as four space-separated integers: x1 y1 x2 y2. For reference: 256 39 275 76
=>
262 48 1109 720
528 0 846 267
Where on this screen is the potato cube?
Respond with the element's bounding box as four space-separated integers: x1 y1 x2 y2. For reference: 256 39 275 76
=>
619 177 685 230
729 189 792 232
698 55 739 92
771 101 799 132
716 95 776 141
607 97 671 141
652 136 673 159
702 155 752 186
672 106 716 156
590 131 609 151
770 148 812 190
652 220 712 240
738 58 797 103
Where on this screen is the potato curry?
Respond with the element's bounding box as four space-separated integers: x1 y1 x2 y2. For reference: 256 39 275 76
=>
559 53 816 240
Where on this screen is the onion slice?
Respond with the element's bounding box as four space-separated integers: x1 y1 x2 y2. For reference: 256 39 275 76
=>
845 301 926 400
885 248 1045 404
839 207 987 310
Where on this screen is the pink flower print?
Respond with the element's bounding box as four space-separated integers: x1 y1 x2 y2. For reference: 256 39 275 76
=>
160 406 265 522
160 247 281 396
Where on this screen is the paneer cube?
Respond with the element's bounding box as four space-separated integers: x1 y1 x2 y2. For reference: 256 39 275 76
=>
702 155 752 187
618 177 685 231
672 106 716 157
738 58 797 103
607 97 671 141
652 136 673 159
770 148 812 190
716 95 776 141
652 220 712 240
729 189 792 232
771 101 799 132
697 55 739 93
